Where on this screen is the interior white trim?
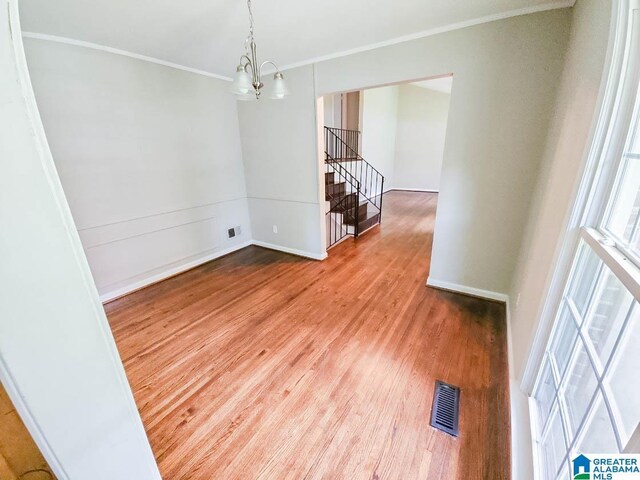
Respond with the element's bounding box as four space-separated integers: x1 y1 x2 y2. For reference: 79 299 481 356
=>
100 240 252 302
389 188 439 193
582 227 640 301
506 298 535 480
510 380 534 480
21 31 233 82
247 196 320 205
83 215 220 250
426 277 509 303
76 197 246 232
247 196 318 205
252 240 328 261
506 299 515 379
276 0 576 72
22 1 575 81
101 239 327 303
314 66 329 254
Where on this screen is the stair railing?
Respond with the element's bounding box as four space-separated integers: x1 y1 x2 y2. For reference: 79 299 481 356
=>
324 127 384 219
324 151 361 247
325 127 360 160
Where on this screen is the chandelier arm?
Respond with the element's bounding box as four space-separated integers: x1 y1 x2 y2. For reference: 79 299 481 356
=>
239 54 253 69
259 60 281 76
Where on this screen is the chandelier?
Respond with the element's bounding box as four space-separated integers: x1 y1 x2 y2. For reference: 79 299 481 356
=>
231 0 290 100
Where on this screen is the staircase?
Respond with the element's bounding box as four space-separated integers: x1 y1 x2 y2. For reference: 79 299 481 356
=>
324 127 384 248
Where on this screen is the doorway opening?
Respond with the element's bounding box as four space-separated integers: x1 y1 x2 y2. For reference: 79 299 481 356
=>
319 75 454 251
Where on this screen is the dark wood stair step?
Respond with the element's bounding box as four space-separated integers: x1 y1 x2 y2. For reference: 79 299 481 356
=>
325 172 335 185
329 192 357 211
325 182 346 199
358 211 381 232
343 202 371 226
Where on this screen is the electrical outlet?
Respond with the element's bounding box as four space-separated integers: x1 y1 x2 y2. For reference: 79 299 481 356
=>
272 225 278 234
515 293 521 309
235 225 242 236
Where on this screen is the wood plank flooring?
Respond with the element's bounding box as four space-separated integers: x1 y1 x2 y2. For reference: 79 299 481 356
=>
105 191 510 480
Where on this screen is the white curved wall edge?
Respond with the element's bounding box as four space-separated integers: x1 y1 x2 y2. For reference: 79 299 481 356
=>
0 0 161 478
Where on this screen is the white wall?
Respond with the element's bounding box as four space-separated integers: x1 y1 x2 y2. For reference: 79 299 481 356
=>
237 65 326 259
509 0 613 381
393 84 451 191
505 2 612 477
323 94 335 127
361 86 399 189
0 1 160 478
235 11 573 296
322 94 344 129
24 38 252 300
313 9 572 294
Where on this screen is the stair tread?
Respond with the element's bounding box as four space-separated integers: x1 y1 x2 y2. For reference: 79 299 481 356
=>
358 209 380 222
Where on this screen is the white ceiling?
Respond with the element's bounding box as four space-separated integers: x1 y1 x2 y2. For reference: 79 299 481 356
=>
19 0 572 79
412 76 454 94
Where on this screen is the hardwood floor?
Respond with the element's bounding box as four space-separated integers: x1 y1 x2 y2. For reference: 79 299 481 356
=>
105 191 510 480
0 384 55 480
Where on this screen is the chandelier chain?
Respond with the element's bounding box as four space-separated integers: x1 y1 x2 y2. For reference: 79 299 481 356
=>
247 0 254 39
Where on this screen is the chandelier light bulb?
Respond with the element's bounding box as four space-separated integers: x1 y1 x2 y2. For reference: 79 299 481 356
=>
268 72 290 100
232 65 253 95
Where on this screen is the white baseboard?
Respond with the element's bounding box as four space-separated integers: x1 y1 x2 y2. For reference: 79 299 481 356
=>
252 240 328 260
428 281 530 477
506 298 534 480
100 239 327 303
388 188 439 193
100 240 252 302
428 277 530 479
426 277 509 303
510 378 534 480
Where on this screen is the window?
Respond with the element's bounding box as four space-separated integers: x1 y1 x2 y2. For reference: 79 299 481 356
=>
530 1 640 478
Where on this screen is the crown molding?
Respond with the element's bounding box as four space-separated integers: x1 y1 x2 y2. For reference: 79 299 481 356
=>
21 31 233 81
22 0 575 80
276 0 575 72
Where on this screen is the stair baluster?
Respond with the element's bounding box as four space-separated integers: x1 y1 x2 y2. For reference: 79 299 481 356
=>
324 126 385 249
